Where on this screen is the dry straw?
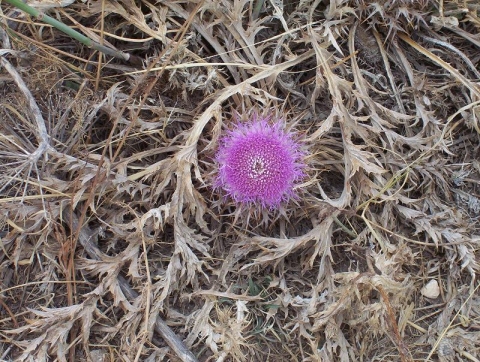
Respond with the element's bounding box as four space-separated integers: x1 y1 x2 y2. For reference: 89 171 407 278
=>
0 0 479 361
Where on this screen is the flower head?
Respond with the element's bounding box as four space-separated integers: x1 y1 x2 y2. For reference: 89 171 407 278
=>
215 116 305 208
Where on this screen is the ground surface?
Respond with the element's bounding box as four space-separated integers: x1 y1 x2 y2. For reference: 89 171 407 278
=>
0 0 480 361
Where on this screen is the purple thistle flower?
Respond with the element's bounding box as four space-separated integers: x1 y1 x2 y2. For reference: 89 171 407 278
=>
215 116 305 208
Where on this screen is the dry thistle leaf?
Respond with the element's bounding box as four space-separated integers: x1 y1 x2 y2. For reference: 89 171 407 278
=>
3 0 480 360
27 0 74 9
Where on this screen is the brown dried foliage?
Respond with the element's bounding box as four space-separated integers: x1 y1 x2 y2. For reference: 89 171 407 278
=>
0 0 479 361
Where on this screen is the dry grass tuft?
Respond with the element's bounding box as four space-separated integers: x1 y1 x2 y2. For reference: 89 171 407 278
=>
1 0 479 361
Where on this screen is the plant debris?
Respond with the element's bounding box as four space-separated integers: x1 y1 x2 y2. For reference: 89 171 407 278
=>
0 0 479 361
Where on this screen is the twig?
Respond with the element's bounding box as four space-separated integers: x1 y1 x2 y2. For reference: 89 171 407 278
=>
67 209 198 362
0 23 11 49
377 285 413 362
0 54 49 151
0 296 18 328
332 215 357 238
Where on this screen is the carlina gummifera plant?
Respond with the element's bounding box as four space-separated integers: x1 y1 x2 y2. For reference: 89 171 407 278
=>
215 114 306 209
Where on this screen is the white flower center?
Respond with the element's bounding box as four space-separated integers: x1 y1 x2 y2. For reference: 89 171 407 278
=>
248 155 269 179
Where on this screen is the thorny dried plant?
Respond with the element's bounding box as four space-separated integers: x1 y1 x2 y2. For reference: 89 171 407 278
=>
0 0 479 361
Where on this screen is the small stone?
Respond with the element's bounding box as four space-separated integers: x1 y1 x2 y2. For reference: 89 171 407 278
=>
421 279 440 299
